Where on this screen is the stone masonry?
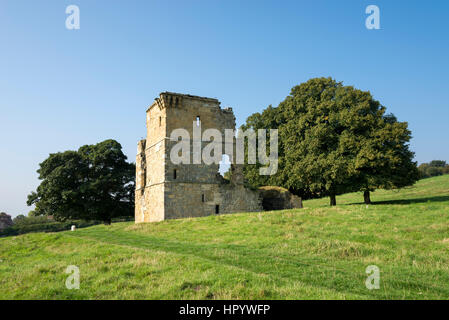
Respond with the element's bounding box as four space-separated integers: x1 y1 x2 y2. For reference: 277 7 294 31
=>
258 186 303 211
135 92 262 222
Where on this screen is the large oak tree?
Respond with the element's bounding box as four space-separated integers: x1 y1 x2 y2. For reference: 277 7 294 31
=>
242 77 418 205
27 139 135 224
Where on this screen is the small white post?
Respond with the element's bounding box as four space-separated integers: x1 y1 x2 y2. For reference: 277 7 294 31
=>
71 225 76 231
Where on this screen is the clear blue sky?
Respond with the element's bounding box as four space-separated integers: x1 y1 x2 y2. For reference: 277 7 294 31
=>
1 0 448 217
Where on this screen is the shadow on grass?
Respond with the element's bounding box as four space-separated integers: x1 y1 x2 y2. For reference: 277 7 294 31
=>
353 195 449 206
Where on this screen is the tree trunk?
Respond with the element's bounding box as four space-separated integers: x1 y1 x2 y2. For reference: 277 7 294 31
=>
364 190 371 204
104 218 112 225
330 194 336 206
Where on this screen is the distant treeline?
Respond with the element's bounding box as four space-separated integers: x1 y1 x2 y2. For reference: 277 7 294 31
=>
418 160 449 179
0 214 132 237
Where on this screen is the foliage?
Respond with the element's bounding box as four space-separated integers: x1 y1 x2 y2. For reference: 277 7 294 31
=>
12 214 27 224
0 212 13 229
13 215 52 226
27 139 135 224
223 167 231 180
0 218 99 237
418 160 449 178
354 113 419 203
28 210 37 217
1 214 134 237
242 77 418 205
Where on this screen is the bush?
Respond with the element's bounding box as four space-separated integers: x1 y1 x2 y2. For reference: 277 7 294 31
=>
13 215 49 226
418 160 449 179
0 218 98 237
12 214 27 224
0 214 134 237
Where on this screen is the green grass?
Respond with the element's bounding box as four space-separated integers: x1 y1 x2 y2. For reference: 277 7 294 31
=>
1 175 449 299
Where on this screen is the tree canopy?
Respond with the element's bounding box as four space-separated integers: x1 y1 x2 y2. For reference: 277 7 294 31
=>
242 77 418 205
27 139 135 224
418 160 449 178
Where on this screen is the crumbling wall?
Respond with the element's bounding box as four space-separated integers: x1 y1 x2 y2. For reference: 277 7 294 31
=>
258 186 303 211
164 178 261 220
136 92 263 223
217 184 261 214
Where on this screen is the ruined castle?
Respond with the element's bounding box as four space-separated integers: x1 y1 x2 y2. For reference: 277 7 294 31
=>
135 92 262 222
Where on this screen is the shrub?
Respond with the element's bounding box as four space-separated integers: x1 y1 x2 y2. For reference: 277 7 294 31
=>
0 218 98 237
418 160 449 179
0 214 134 237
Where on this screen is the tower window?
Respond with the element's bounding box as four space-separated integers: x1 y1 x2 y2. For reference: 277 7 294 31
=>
173 169 177 179
159 116 162 126
202 194 205 202
215 205 219 214
196 116 200 127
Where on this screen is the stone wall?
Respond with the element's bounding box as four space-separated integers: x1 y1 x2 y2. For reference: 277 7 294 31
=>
258 186 303 211
164 181 261 220
138 184 165 222
135 92 263 223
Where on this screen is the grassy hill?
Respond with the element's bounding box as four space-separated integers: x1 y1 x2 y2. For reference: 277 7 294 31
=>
1 175 449 299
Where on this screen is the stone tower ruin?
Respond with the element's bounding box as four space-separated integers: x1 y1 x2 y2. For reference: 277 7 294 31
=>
135 92 262 222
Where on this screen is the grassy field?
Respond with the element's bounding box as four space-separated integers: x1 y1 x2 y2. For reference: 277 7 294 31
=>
1 175 449 299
